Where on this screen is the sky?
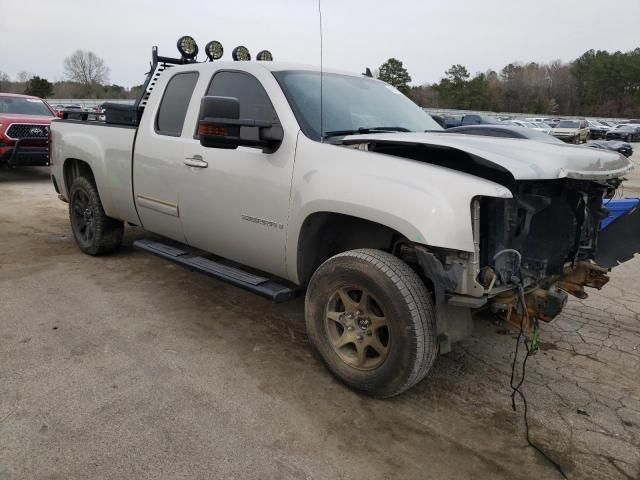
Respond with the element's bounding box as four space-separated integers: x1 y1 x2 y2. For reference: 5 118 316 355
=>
1 0 639 88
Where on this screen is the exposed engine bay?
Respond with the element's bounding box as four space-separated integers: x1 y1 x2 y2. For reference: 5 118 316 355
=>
343 137 626 331
476 179 617 329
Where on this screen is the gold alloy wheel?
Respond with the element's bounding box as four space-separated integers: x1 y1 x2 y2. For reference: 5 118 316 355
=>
324 287 390 370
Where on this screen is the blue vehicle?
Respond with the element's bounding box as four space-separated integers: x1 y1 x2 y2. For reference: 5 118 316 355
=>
601 198 640 230
596 197 640 268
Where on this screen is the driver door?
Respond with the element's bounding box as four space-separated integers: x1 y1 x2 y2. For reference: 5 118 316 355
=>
179 70 296 279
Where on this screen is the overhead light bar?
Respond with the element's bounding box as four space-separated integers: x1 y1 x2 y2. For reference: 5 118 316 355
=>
256 50 273 61
177 35 199 59
232 46 251 61
205 41 224 61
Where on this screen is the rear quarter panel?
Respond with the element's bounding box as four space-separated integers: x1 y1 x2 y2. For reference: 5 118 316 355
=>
50 120 139 224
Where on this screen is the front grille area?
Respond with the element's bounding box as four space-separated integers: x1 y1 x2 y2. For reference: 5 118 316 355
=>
479 180 608 285
6 123 49 139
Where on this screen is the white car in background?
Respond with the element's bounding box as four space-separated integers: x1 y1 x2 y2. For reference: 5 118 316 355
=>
551 119 590 143
530 121 552 134
510 119 551 134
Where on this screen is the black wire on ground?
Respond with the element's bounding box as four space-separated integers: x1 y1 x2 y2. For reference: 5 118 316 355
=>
511 284 568 480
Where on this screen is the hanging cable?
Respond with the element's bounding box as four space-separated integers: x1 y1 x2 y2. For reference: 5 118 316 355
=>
509 273 568 479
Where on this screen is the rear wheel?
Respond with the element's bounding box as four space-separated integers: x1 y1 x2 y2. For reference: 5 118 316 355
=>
69 176 124 255
305 249 437 397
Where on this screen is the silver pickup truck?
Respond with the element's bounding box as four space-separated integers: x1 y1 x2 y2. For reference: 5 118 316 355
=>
50 41 632 397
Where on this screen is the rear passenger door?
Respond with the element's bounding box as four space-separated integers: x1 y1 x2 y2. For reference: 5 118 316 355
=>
133 71 199 242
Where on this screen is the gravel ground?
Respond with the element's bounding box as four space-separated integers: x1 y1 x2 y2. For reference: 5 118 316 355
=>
1 151 639 480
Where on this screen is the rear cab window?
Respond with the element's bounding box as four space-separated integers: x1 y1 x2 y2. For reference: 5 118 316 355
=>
155 72 199 136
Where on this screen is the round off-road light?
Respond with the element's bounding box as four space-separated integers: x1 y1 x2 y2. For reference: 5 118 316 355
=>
256 50 273 61
232 46 251 61
177 35 199 59
205 41 224 61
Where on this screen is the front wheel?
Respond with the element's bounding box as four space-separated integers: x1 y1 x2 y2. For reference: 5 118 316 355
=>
305 249 438 397
69 176 124 255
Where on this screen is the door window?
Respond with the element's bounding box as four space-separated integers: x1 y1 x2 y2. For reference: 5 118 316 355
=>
156 72 199 136
205 71 279 124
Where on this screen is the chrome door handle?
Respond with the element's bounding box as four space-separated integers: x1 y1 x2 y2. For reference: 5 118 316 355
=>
184 155 208 168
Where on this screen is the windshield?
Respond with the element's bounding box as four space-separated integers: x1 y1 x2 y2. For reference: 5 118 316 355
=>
273 70 443 140
0 97 53 116
556 120 579 128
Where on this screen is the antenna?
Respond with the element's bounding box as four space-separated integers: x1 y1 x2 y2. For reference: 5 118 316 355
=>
318 0 324 142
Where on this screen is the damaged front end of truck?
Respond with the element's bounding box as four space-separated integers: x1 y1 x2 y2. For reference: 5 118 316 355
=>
341 132 632 349
475 178 618 331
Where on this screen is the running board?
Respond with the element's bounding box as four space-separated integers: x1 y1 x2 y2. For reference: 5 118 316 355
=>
133 239 297 303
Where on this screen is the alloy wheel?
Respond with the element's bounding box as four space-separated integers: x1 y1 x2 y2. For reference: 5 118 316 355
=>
324 287 390 370
72 190 95 243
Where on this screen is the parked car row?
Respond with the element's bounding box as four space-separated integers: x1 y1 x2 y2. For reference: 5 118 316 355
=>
52 104 106 121
433 111 639 146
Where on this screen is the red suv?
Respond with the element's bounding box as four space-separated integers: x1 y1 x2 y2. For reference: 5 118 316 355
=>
0 93 57 167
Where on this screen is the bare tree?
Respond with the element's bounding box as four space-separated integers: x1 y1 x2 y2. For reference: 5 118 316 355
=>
17 71 33 82
0 70 9 90
63 50 109 86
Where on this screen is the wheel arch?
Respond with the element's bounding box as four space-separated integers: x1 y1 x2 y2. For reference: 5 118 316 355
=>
292 210 414 287
63 158 95 193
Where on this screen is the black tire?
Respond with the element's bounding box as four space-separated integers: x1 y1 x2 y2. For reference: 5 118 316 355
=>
305 249 437 397
68 176 124 255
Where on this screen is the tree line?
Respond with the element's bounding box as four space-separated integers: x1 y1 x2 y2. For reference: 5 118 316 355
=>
2 46 639 118
379 48 640 117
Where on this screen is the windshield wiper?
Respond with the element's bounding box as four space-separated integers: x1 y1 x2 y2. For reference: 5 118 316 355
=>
323 126 411 138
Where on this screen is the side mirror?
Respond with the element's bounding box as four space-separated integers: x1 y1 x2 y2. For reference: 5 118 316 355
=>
55 111 64 118
197 96 283 150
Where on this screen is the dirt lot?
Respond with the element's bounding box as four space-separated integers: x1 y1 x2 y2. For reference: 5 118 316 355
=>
1 152 639 479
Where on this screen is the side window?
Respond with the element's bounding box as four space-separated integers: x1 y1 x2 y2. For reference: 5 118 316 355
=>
206 71 279 124
156 72 199 136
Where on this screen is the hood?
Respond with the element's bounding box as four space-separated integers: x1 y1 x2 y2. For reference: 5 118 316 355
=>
0 113 54 124
342 131 632 181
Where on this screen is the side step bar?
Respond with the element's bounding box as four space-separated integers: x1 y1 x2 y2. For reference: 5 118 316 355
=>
133 239 297 303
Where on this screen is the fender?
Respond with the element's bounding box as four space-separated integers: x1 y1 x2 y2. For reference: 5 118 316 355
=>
285 134 512 283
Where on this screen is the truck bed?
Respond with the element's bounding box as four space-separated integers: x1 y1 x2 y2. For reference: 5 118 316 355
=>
50 119 140 225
